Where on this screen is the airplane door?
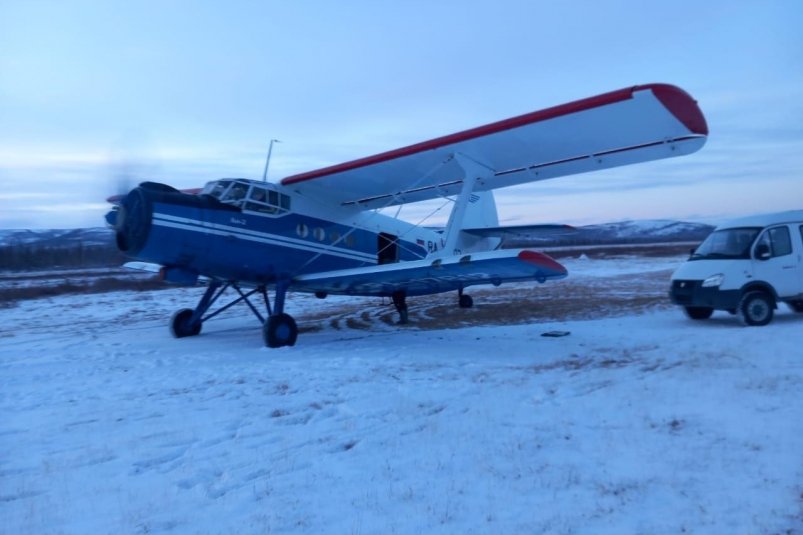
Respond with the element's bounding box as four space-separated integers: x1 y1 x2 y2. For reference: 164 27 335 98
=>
378 233 399 264
752 225 798 298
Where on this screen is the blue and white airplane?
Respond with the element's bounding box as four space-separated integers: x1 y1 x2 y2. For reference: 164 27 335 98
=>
106 83 708 347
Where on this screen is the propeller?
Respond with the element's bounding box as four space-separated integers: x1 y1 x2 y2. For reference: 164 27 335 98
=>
104 134 159 204
102 136 159 236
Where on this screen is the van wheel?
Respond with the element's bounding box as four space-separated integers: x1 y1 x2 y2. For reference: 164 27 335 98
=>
739 291 774 326
789 301 803 313
684 306 713 320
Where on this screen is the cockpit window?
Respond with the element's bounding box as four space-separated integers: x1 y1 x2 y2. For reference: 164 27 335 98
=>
205 180 231 198
222 183 248 202
250 187 267 203
201 179 291 215
243 184 291 215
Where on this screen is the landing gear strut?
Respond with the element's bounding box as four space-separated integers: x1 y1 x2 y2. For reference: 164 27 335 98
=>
169 280 298 348
392 290 409 324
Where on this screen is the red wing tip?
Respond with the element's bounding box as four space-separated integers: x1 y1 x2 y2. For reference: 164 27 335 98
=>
518 250 568 275
635 83 709 136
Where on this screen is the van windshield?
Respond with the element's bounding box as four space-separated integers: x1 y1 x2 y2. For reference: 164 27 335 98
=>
691 227 761 260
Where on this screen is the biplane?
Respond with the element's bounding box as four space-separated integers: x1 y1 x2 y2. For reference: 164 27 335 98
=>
106 83 708 347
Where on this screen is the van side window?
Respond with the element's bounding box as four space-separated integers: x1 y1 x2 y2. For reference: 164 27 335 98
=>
757 226 792 258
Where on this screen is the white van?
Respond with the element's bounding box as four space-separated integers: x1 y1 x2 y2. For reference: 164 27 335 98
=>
670 210 803 325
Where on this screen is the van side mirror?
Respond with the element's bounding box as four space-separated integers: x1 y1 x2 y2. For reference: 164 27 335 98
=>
755 244 771 260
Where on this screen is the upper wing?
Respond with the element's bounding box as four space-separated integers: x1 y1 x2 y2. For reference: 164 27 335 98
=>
281 84 707 209
291 249 567 297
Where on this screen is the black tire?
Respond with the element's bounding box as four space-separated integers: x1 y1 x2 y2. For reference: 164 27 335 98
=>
789 301 803 313
684 306 713 320
170 308 202 338
739 291 774 326
459 294 474 309
263 313 298 348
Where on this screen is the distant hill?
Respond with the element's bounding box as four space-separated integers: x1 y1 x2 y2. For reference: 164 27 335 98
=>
504 219 714 247
0 228 120 270
0 228 114 248
569 219 713 243
0 220 715 270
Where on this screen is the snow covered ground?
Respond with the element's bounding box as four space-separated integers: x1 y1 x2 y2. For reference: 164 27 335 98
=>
1 255 801 534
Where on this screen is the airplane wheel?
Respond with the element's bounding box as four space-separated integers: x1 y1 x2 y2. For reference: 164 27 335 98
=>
170 308 202 338
459 294 473 308
789 301 803 313
264 313 298 348
739 291 774 326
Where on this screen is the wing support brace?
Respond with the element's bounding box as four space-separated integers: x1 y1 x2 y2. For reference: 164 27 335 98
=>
440 153 495 256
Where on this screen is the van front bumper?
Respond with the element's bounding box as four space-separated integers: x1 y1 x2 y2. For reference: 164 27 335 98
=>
669 280 741 310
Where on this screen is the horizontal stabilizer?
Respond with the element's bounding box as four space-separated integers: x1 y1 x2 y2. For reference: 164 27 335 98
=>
462 224 576 239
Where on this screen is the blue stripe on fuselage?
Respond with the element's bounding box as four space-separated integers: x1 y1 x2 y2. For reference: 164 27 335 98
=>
135 202 427 283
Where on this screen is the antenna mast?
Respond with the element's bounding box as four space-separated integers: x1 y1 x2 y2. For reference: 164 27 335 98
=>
261 139 280 182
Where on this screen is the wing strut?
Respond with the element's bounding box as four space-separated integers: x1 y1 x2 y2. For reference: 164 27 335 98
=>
440 153 495 256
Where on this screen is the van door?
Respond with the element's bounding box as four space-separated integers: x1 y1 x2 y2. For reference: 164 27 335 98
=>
798 225 803 294
752 225 798 298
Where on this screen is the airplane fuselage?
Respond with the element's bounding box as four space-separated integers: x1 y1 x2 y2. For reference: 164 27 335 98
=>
112 179 439 286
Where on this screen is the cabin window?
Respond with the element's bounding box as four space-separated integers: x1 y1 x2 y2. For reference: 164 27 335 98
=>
280 194 291 210
296 223 309 238
314 228 326 241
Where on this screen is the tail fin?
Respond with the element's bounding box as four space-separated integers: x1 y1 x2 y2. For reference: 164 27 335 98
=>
454 191 501 253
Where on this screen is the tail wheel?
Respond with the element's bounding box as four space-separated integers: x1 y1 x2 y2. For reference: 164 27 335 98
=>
459 294 473 308
263 313 298 348
170 308 202 338
739 291 774 326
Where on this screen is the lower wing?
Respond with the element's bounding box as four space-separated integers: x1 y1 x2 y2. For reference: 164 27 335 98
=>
291 249 567 297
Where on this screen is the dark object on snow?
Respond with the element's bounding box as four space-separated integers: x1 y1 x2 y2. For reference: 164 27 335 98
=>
541 331 571 337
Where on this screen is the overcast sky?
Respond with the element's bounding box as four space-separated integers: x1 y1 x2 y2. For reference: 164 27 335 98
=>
1 0 801 229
